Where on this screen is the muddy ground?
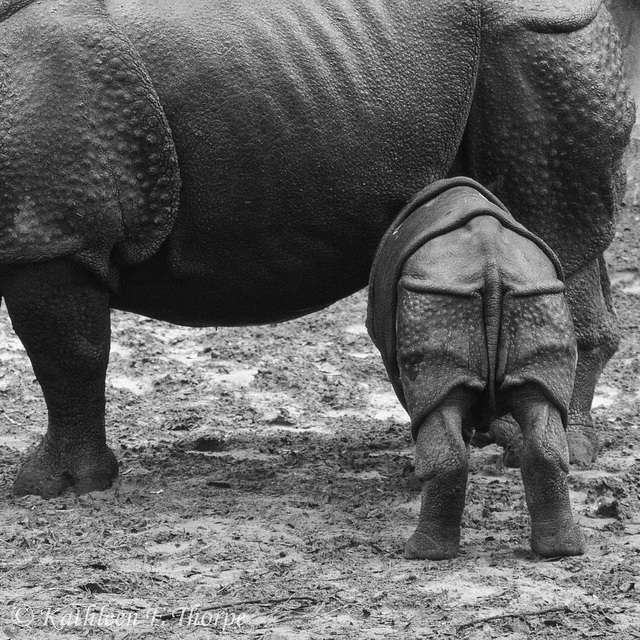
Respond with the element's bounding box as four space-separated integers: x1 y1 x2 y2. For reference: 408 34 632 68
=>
1 187 640 638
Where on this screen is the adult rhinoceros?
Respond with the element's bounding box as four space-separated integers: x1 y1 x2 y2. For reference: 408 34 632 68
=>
0 0 632 501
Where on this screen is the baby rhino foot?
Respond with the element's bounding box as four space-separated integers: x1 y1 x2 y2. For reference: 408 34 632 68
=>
531 520 586 558
13 437 119 498
404 526 460 560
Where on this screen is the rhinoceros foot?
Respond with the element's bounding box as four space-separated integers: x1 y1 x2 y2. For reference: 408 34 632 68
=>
403 526 460 561
566 412 600 467
473 416 523 468
477 413 599 468
13 436 119 498
530 519 586 559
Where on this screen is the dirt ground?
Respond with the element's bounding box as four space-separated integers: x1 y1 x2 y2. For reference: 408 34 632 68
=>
1 183 640 638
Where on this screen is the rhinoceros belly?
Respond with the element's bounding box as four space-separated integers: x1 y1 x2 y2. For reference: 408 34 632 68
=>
108 0 480 323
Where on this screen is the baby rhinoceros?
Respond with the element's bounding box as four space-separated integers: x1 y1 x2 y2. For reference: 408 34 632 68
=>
368 177 585 560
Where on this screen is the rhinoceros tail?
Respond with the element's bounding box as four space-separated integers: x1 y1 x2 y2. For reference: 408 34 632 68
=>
482 261 502 417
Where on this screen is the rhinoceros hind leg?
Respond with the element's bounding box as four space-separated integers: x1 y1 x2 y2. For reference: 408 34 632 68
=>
0 259 117 498
508 386 585 558
563 256 616 466
404 389 475 560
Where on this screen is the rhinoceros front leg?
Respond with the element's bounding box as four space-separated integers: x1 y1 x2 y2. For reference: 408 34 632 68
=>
0 259 117 497
404 388 476 560
507 386 585 558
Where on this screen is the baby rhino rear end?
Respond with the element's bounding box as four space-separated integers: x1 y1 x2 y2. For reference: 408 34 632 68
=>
368 178 584 560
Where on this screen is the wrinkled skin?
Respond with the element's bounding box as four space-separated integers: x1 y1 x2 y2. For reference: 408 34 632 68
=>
395 213 584 560
0 0 633 498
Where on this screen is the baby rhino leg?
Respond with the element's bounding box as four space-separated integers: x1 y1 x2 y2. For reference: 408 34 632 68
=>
405 388 477 560
507 387 585 557
396 289 487 560
499 291 584 556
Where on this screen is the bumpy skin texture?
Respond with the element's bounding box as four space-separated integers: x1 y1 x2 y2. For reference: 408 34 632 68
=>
0 0 632 496
0 0 180 287
395 213 583 559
